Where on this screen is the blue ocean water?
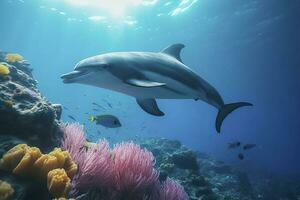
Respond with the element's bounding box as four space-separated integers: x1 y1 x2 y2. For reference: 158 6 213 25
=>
0 0 299 176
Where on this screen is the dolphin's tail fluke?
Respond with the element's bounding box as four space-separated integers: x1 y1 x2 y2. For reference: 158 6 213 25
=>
216 102 253 133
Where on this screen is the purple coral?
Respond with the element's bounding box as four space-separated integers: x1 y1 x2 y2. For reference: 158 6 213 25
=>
159 178 189 200
112 142 159 197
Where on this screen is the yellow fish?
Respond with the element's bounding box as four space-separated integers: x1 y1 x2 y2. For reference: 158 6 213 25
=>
89 116 97 122
5 53 23 63
0 64 10 75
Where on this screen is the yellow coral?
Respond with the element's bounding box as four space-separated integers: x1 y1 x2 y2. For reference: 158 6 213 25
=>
0 180 14 200
13 147 42 175
47 169 71 198
0 64 10 75
61 151 77 179
0 145 78 198
0 144 42 176
34 154 63 178
5 53 23 63
33 148 77 179
0 144 28 171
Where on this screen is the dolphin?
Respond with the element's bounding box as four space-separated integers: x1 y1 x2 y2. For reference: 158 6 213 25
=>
61 44 252 133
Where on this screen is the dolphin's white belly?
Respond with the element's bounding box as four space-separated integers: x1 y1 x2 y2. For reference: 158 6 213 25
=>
102 71 201 99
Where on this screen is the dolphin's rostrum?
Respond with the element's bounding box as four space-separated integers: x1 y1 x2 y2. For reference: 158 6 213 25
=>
61 44 252 133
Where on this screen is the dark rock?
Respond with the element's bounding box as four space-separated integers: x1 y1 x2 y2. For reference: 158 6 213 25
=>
170 150 199 171
0 52 63 199
196 186 213 196
190 175 207 186
139 138 213 199
0 52 63 152
52 103 62 120
158 170 168 182
213 165 232 174
0 170 51 200
237 172 253 195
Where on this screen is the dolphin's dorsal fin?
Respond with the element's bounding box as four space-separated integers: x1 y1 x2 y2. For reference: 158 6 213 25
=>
161 43 185 63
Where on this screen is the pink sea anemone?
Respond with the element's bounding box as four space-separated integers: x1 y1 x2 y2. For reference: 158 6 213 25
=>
159 178 189 200
112 142 159 198
74 140 114 190
61 123 85 160
60 123 188 200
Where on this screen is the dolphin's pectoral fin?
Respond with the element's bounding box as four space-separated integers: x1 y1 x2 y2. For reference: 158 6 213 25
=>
136 98 165 116
161 43 185 63
126 79 166 88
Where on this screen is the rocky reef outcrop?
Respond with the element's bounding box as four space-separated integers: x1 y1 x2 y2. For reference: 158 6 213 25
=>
0 51 63 155
140 138 217 200
0 51 63 199
140 138 257 200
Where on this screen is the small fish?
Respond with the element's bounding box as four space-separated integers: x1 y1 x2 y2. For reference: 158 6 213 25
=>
92 102 106 110
93 108 100 112
68 115 76 121
107 102 112 108
89 115 121 128
97 130 101 135
243 144 256 150
228 141 241 149
238 153 244 160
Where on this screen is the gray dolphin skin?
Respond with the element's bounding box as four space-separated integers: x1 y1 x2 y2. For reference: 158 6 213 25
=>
61 44 252 133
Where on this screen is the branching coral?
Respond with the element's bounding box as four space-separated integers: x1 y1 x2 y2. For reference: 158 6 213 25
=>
159 178 189 200
47 168 72 198
0 180 14 200
5 53 24 63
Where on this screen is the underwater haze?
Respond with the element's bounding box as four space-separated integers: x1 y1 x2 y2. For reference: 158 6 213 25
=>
0 0 299 181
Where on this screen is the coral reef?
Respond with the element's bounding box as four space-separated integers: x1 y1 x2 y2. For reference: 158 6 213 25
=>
0 144 42 176
112 142 159 199
160 178 189 200
0 180 14 200
0 143 77 199
140 138 215 200
0 51 63 155
47 168 71 198
5 53 24 63
1 51 299 200
61 124 187 200
0 63 10 75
